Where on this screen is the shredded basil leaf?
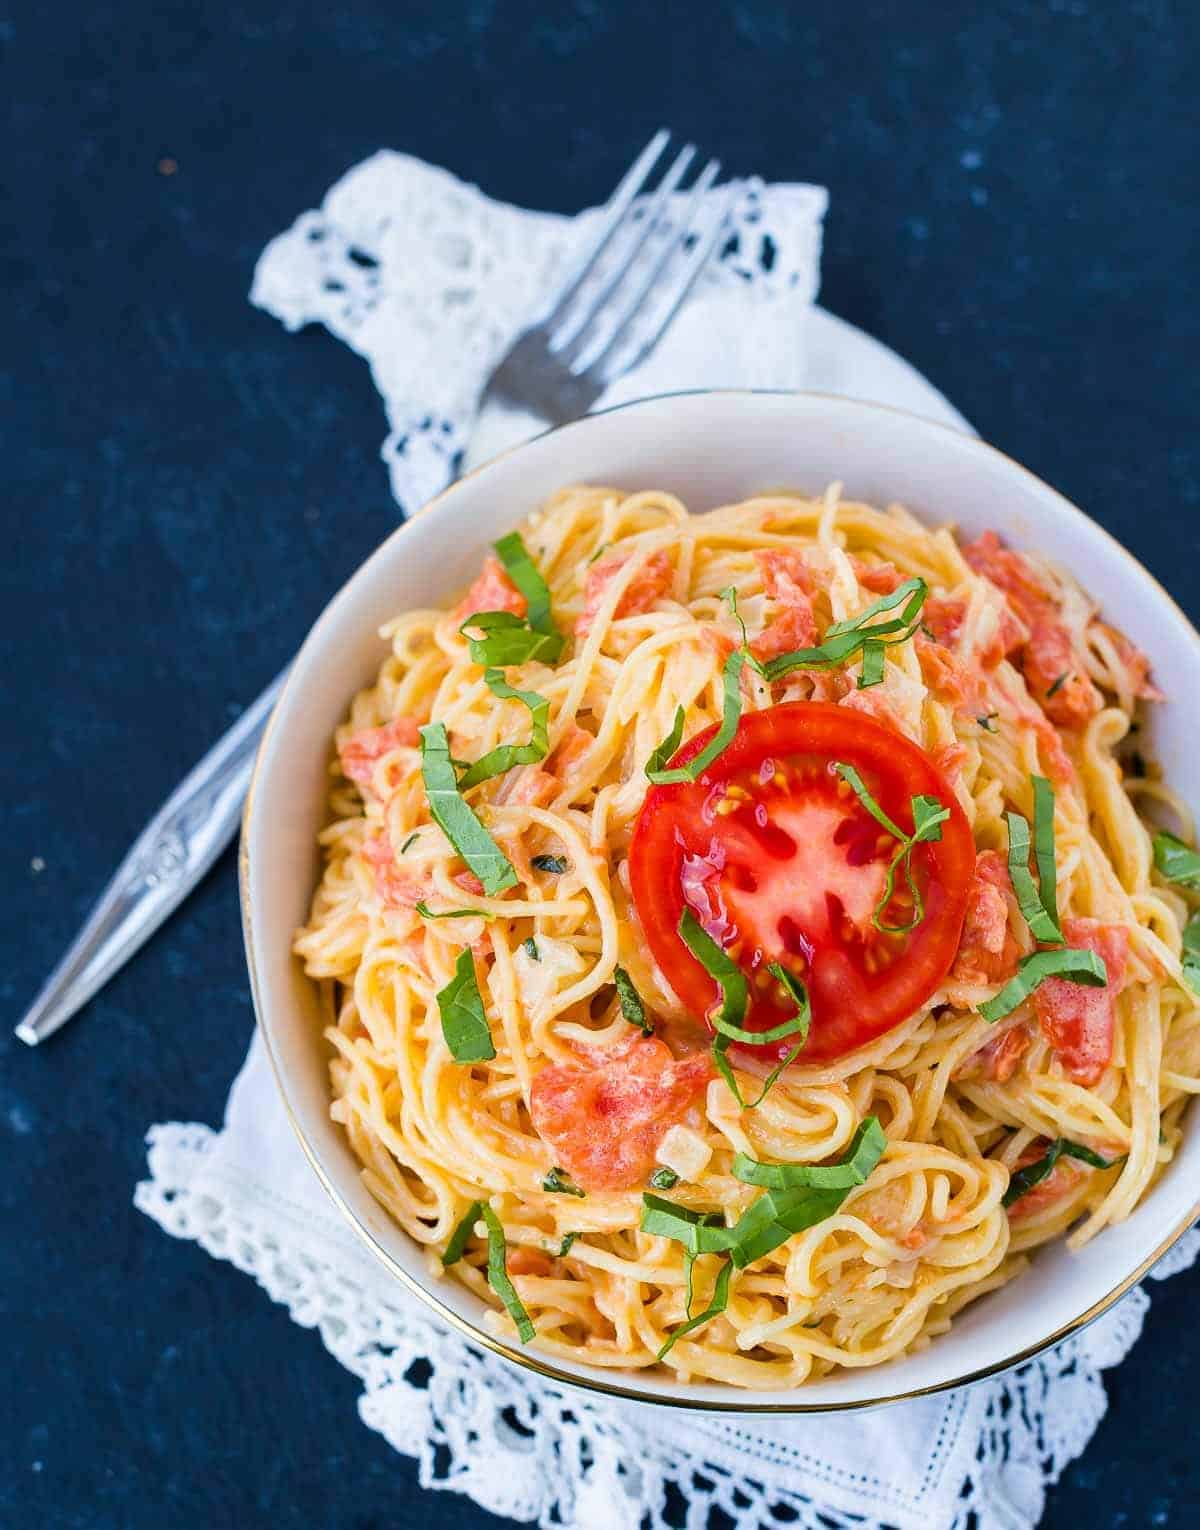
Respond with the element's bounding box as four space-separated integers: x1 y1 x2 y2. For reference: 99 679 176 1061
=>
557 1231 579 1257
455 670 549 789
587 542 610 565
531 853 568 873
1003 1138 1122 1207
415 901 491 920
480 1205 536 1342
760 577 928 682
399 832 420 854
640 1195 735 1254
979 947 1108 1023
649 1167 680 1189
645 706 686 779
613 966 653 1034
543 1166 585 1198
522 936 540 962
460 610 563 667
419 722 517 895
677 910 808 1107
858 638 886 688
725 1118 887 1267
436 949 496 1062
731 1117 887 1192
977 713 999 733
657 1256 733 1360
1006 777 1062 943
834 764 949 934
1153 830 1200 889
494 531 558 640
442 1201 484 1267
1181 913 1200 997
645 648 747 784
1045 672 1069 699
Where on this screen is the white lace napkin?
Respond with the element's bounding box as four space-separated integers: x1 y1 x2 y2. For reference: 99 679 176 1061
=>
137 152 1198 1530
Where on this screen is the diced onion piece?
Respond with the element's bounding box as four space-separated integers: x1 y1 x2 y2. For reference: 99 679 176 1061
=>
655 1123 712 1182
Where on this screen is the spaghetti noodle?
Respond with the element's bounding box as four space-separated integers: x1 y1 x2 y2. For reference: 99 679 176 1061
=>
295 485 1200 1388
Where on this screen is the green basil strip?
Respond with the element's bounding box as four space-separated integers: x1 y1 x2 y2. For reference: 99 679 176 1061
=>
977 713 999 733
761 578 928 682
835 765 948 934
1002 1138 1122 1208
835 761 908 840
480 1205 536 1343
415 901 492 920
678 909 747 1031
640 1195 736 1254
732 1117 888 1191
436 949 496 1062
493 531 558 639
657 1256 733 1360
1045 671 1069 698
614 966 653 1034
455 670 550 789
442 1201 485 1267
858 638 886 689
1006 794 1063 944
557 1231 579 1257
645 706 686 779
1181 913 1200 997
1154 830 1200 889
531 854 568 873
649 1167 680 1189
400 832 420 854
979 947 1108 1023
460 610 563 667
543 1166 585 1197
1032 774 1061 932
646 649 747 785
420 722 517 895
679 910 810 1108
522 936 540 962
726 1118 888 1268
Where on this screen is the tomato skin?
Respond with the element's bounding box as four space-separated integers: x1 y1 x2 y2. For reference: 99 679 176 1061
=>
629 702 975 1065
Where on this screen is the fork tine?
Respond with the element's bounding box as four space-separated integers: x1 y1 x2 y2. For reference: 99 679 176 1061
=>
568 156 721 378
536 128 671 336
550 141 698 354
596 177 745 384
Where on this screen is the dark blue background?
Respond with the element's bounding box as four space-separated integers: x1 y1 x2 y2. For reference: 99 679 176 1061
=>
4 2 1198 1526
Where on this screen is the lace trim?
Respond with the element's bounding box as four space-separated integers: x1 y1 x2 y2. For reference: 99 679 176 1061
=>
250 151 826 513
136 1122 1198 1530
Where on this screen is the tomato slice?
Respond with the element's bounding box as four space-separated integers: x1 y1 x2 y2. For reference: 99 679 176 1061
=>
629 702 975 1065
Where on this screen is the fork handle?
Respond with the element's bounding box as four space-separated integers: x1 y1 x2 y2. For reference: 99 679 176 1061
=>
15 669 287 1045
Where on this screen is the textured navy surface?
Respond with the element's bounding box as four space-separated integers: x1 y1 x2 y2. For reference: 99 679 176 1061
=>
3 2 1198 1526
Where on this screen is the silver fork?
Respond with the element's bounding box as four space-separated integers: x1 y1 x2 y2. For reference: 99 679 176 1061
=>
16 130 743 1045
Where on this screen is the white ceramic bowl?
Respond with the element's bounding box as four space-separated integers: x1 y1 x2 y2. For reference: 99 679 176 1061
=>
242 390 1200 1412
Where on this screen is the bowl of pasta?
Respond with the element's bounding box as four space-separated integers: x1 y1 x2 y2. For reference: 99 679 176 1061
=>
242 389 1200 1410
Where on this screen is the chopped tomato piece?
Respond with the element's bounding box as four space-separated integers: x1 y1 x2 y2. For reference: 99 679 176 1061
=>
339 716 420 789
456 555 527 621
1033 918 1128 1086
850 556 906 595
576 548 673 636
453 871 485 896
551 721 594 774
750 603 818 664
506 1248 554 1277
916 634 974 707
362 834 425 910
630 702 975 1064
957 1023 1030 1082
951 850 1020 986
1006 1141 1081 1221
508 768 558 808
931 742 969 786
529 1033 712 1191
750 547 818 660
963 532 1100 728
922 595 966 647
